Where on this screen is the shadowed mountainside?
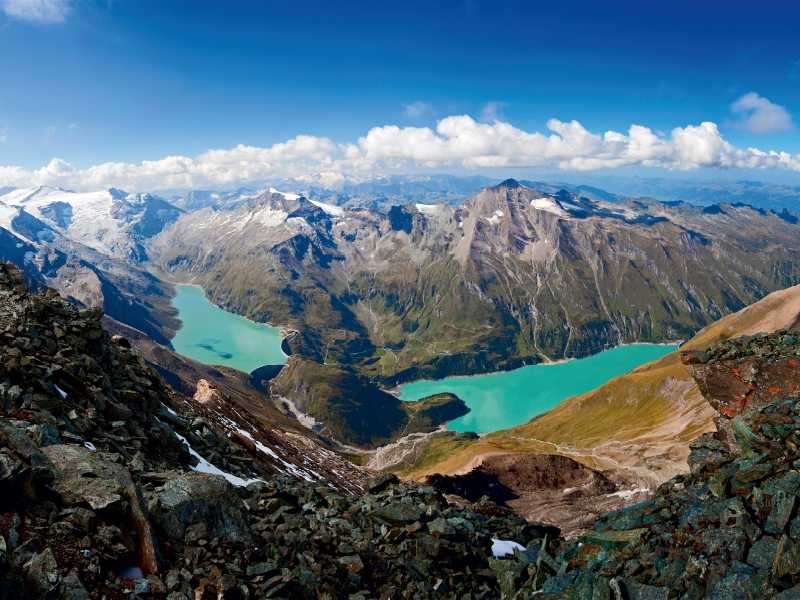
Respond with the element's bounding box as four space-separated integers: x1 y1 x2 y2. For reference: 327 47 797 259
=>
272 356 468 448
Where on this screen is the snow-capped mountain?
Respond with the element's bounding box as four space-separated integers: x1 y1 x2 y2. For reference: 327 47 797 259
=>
0 186 183 262
167 187 265 212
0 186 182 345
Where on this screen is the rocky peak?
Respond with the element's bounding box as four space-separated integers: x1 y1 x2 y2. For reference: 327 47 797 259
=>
493 178 521 190
249 189 303 215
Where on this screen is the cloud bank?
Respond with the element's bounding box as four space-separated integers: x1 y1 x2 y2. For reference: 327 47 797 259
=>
730 93 794 135
2 115 800 192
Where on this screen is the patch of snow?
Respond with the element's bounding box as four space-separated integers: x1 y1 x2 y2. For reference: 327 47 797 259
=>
232 213 253 231
530 198 566 216
36 228 54 243
484 210 504 225
415 203 438 215
285 217 309 228
561 201 586 212
253 206 288 228
175 432 259 488
269 187 300 201
309 199 344 217
491 539 526 558
607 487 650 499
84 442 97 452
562 487 576 494
0 202 27 241
54 385 68 400
162 403 178 416
234 428 314 482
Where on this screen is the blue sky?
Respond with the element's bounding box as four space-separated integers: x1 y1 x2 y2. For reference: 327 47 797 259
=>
1 0 800 191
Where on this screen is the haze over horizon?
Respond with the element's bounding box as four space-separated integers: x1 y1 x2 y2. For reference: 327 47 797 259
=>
2 0 800 192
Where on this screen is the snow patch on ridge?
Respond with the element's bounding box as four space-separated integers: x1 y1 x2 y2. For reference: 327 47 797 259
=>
309 199 344 217
607 487 651 499
269 187 300 201
253 206 288 228
484 210 504 224
234 428 315 482
530 198 566 216
491 539 526 558
415 203 439 215
175 432 259 488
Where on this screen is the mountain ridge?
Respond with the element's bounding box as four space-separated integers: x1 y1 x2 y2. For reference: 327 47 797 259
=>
148 180 800 387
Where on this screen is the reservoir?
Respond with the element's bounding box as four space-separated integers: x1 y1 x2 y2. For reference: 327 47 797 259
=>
171 285 286 373
399 344 677 433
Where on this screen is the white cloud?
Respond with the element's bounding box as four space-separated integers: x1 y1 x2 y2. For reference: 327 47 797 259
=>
730 92 794 135
0 0 71 24
2 116 800 192
479 101 507 123
402 101 435 118
44 125 56 138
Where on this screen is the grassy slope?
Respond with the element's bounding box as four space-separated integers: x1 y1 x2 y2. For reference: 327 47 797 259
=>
398 282 800 481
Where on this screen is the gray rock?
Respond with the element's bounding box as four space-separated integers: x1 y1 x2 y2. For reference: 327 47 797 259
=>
747 535 781 570
22 548 59 599
154 472 254 545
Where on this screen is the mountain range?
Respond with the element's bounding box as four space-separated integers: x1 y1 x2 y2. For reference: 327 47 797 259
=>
149 180 800 386
5 175 800 597
3 178 800 451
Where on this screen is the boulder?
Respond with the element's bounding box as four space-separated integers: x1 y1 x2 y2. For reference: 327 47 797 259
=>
154 472 254 545
42 445 163 574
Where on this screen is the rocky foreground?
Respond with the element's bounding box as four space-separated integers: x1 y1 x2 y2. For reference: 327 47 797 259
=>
6 254 800 599
0 259 557 599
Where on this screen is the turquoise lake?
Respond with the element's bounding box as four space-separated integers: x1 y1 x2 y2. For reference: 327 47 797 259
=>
399 344 677 433
171 285 286 373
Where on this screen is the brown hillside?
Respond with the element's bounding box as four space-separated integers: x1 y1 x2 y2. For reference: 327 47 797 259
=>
402 282 800 486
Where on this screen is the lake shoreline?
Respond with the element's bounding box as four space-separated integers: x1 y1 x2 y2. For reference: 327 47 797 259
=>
170 284 287 373
395 343 679 434
172 282 296 351
389 340 683 395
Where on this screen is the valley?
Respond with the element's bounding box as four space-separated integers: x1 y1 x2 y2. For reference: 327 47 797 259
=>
149 179 800 388
3 179 800 533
